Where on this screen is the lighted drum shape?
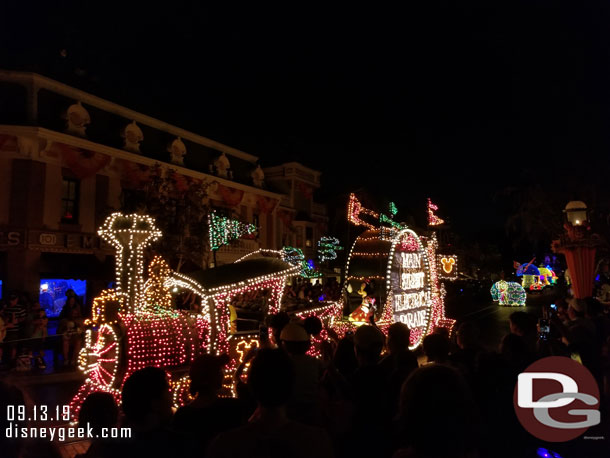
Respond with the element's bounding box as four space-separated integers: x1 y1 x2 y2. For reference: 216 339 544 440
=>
343 228 451 349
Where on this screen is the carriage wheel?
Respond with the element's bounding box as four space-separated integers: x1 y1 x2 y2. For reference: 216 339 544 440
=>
78 324 121 389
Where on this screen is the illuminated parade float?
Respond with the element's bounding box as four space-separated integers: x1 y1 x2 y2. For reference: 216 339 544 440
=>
70 194 456 418
340 194 455 348
514 259 558 292
70 212 299 420
490 280 526 307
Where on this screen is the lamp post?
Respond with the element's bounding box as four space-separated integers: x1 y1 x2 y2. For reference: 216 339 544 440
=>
552 201 599 299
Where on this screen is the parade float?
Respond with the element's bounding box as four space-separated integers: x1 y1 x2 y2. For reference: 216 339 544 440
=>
490 280 526 307
70 212 299 420
336 194 456 348
514 259 558 291
71 194 456 418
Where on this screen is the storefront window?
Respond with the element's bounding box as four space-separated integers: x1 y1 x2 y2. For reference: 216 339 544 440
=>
61 177 80 223
39 279 87 317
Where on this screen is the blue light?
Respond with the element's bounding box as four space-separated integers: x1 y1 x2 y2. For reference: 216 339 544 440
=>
595 274 600 281
536 448 563 458
39 278 87 317
307 259 315 270
460 288 463 292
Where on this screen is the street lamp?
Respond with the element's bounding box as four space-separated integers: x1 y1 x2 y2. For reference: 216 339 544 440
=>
552 201 598 299
564 201 588 227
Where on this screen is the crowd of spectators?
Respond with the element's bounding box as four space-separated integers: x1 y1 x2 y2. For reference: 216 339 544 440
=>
0 290 85 371
282 278 342 310
4 292 608 457
2 292 609 457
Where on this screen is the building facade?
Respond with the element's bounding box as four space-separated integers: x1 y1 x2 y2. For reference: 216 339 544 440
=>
0 70 327 312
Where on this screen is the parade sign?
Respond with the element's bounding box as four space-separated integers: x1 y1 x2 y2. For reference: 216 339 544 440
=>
389 230 432 337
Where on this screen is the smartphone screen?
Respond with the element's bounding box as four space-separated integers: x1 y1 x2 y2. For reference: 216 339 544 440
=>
539 318 550 339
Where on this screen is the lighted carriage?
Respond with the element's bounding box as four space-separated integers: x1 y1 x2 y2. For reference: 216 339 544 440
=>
70 213 298 420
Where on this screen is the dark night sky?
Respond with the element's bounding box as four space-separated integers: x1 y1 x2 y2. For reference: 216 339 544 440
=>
2 1 610 260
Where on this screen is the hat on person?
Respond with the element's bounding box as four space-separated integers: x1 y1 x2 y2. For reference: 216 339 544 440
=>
279 322 310 342
354 325 385 350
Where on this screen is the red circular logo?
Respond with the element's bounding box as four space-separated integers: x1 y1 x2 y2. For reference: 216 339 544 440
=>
513 356 600 442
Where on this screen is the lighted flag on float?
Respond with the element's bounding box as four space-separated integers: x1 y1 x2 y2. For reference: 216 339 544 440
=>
347 193 379 229
209 211 257 251
317 237 343 262
427 198 444 226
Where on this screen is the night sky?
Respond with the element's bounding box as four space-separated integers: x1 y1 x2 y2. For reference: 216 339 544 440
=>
3 1 610 263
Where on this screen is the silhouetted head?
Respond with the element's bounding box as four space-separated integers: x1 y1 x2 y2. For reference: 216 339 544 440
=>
189 354 230 396
568 298 586 320
303 316 323 336
79 392 118 435
387 322 411 354
248 349 294 408
456 321 480 350
354 325 385 365
423 333 450 363
399 365 477 458
509 311 535 336
121 367 172 428
334 335 358 377
267 312 290 346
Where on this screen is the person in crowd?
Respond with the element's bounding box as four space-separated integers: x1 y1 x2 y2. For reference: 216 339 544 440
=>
207 349 333 458
555 298 571 325
499 333 532 374
57 297 83 367
332 334 358 379
422 333 450 364
304 315 323 338
378 323 418 415
280 322 324 425
76 392 119 458
173 354 247 456
4 293 27 366
267 311 290 348
508 310 538 355
394 364 479 458
26 301 48 369
346 325 391 458
549 298 599 385
118 367 176 457
450 321 483 379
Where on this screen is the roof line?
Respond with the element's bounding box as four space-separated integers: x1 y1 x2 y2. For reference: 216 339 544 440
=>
0 70 259 163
